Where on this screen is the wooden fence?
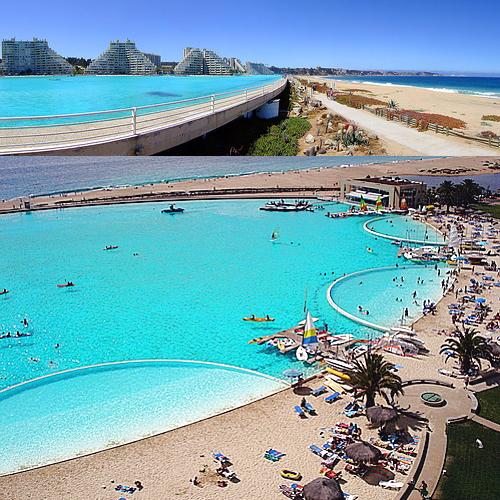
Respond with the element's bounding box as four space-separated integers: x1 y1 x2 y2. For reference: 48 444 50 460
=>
361 105 500 148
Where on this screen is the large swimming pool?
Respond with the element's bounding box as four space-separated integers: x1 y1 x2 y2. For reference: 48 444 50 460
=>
0 200 445 473
0 74 280 119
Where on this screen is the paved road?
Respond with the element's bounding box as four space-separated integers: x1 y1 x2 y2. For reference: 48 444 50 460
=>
316 94 497 156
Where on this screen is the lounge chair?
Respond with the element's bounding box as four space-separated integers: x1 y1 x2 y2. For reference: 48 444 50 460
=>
294 405 306 418
309 444 334 460
213 452 230 464
325 391 341 403
379 480 403 489
311 385 327 397
304 402 316 415
264 449 285 461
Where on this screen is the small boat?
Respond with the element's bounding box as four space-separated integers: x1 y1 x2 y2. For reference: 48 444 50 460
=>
280 470 302 481
57 282 75 288
104 245 119 250
296 345 308 361
161 204 184 214
243 316 275 322
260 200 313 212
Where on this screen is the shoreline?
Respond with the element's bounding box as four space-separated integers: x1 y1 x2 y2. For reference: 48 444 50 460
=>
2 156 498 215
325 77 500 99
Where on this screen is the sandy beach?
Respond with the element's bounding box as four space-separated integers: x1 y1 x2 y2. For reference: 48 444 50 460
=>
307 77 500 138
1 156 499 214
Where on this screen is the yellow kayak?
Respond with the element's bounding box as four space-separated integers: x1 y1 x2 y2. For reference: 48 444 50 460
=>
243 317 275 322
326 367 351 380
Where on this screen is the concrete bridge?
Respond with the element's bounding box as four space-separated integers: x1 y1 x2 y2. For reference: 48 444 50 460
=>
0 78 287 156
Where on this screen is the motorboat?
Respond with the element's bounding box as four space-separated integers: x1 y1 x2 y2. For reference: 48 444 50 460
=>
161 204 184 214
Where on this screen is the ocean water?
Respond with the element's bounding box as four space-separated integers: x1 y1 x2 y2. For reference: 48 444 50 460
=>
0 199 445 472
0 74 280 118
328 75 500 98
0 155 424 200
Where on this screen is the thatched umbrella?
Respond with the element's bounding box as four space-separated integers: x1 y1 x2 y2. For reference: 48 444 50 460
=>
303 477 343 500
345 441 383 464
366 406 399 427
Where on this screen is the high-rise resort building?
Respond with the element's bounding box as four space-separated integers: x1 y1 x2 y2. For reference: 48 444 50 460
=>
0 38 73 75
85 40 156 75
174 47 235 75
245 62 275 75
144 53 161 69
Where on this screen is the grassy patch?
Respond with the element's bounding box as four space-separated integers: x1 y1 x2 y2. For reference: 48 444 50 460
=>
482 114 500 122
335 93 386 108
435 420 500 499
473 203 500 219
476 386 500 423
248 117 311 155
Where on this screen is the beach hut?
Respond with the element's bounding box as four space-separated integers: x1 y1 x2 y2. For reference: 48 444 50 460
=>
345 441 383 464
303 477 344 500
366 406 399 427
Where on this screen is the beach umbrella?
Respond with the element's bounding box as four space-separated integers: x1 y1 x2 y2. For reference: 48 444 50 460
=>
303 477 343 500
475 298 486 304
282 368 303 379
366 406 399 427
345 441 383 464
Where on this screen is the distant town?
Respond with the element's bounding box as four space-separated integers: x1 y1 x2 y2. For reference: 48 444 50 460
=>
0 38 438 77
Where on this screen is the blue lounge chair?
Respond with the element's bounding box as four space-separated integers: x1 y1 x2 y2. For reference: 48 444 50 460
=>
294 405 306 418
309 444 324 456
264 448 285 461
311 385 327 397
304 402 316 414
325 391 340 403
213 452 230 463
266 448 285 458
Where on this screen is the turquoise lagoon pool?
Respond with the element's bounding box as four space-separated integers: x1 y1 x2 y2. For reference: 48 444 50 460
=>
0 199 445 473
365 215 445 244
0 74 280 122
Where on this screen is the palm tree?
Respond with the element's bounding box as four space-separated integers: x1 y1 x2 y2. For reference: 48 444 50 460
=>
387 99 399 109
437 180 456 213
440 328 493 375
455 179 483 208
347 352 404 408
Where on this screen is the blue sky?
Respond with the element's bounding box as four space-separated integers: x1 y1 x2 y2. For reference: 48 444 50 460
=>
1 0 499 73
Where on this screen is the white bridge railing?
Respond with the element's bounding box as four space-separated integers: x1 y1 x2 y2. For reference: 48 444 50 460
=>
0 78 286 154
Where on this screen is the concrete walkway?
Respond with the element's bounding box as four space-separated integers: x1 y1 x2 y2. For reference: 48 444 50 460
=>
316 93 498 156
394 383 475 500
471 414 500 432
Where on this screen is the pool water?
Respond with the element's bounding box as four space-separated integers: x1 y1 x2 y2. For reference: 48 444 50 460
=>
0 361 287 474
0 200 447 472
0 75 280 120
366 215 445 244
330 265 450 329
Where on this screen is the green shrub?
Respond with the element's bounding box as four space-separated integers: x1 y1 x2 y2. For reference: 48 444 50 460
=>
249 117 311 156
